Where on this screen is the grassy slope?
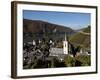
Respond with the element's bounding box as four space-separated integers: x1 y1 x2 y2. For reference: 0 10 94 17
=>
69 26 90 48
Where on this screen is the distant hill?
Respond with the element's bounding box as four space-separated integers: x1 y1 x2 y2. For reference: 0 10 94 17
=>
23 19 75 43
69 26 91 48
82 26 90 33
79 25 90 33
23 19 75 34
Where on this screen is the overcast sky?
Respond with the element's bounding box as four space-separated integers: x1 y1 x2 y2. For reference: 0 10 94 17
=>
23 10 90 30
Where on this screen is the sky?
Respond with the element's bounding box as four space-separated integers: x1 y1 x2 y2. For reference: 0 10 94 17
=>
23 10 90 30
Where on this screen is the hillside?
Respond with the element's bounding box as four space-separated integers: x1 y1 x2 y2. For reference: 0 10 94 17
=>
69 26 91 48
23 19 75 43
23 19 75 34
80 25 90 33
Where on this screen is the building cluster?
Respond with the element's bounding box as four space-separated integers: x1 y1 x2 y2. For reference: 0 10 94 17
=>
23 34 90 68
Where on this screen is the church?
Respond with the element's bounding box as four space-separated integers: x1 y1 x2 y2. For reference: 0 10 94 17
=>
49 33 70 61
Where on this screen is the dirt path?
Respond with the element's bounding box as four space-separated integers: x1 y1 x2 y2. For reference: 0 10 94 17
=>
78 31 90 36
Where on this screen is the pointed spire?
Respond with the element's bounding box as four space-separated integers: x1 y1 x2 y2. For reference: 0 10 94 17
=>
65 32 67 41
63 32 68 54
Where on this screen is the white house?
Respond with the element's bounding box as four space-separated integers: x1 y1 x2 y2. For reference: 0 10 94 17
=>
32 40 36 46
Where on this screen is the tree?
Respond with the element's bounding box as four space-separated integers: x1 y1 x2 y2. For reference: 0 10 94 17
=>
70 43 81 57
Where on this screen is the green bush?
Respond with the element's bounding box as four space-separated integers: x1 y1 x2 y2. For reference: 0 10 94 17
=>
51 57 66 67
75 55 91 66
64 54 91 67
64 54 75 67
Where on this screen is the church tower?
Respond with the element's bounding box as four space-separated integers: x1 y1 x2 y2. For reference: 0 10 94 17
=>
63 33 68 54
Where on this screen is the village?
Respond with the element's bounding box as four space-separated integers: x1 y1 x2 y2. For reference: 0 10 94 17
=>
23 33 90 69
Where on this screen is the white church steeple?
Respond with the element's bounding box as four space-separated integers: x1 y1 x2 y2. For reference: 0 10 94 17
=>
63 33 68 54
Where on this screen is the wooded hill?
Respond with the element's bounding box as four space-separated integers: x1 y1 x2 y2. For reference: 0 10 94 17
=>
23 19 75 43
